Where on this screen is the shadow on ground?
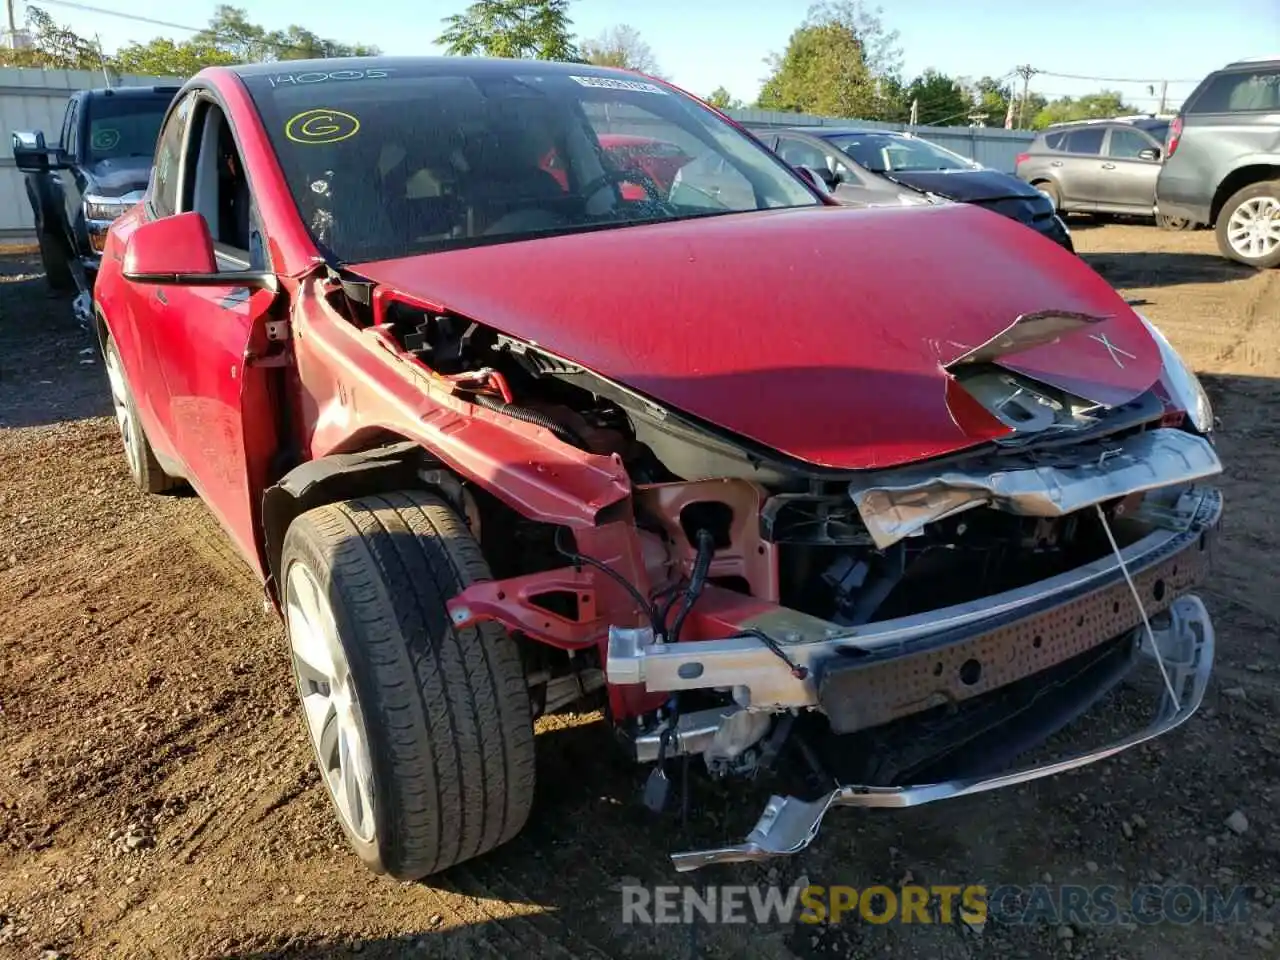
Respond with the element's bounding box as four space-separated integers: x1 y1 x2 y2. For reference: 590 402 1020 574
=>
0 250 109 427
1083 250 1253 289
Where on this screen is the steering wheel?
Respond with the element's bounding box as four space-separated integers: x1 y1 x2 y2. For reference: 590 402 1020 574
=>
577 166 667 205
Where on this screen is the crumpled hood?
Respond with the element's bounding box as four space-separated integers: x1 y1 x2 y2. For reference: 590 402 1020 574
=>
84 157 151 197
883 167 1045 203
351 203 1162 470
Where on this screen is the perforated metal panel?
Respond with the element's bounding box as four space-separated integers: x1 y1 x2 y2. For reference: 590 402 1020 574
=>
818 529 1213 733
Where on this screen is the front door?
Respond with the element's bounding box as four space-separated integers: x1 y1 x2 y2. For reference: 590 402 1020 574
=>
143 95 281 576
1097 126 1162 213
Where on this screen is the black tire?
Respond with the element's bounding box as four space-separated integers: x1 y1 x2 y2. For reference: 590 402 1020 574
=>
103 337 183 494
1034 180 1061 212
37 228 75 293
1216 180 1280 269
1156 213 1194 231
281 491 536 880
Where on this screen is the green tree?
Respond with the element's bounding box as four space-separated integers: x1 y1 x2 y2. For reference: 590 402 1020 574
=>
580 24 660 74
757 1 904 120
906 69 970 125
437 0 578 61
1031 90 1135 129
0 6 103 69
111 6 378 77
112 37 237 76
705 86 744 110
271 25 379 60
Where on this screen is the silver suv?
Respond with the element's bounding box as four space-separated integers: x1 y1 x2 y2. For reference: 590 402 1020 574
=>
1156 56 1280 269
1015 117 1178 225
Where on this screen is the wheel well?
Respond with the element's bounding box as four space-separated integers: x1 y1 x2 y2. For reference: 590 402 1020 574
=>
1211 165 1280 224
260 442 473 602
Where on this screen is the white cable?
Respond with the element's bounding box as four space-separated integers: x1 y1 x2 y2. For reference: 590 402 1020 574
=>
1094 504 1180 706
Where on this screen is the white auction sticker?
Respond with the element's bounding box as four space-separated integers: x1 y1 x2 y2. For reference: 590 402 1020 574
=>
569 75 668 95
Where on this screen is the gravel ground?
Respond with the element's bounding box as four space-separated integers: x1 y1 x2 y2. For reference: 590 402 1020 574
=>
0 224 1278 960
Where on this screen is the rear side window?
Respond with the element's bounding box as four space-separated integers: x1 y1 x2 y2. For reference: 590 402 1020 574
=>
1189 68 1280 113
1041 131 1065 150
1063 128 1105 155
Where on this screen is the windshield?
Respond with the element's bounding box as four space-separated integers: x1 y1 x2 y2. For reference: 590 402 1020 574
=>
826 133 973 173
87 97 170 162
241 64 820 263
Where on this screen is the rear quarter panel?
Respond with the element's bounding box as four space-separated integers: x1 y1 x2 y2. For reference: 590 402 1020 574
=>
1158 113 1280 220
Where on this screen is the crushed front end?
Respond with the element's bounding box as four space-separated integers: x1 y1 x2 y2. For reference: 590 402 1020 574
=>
415 302 1223 870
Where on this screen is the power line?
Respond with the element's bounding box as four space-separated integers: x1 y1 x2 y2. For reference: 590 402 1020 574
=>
33 0 336 56
1032 68 1201 85
35 0 202 34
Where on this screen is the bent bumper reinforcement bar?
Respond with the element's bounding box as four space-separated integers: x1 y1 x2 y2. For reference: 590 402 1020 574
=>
669 593 1214 871
607 486 1220 715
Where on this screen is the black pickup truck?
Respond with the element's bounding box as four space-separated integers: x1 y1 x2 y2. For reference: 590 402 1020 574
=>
11 84 178 323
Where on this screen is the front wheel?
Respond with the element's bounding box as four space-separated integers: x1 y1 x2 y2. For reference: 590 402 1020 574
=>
281 490 536 880
36 229 74 293
1216 180 1280 268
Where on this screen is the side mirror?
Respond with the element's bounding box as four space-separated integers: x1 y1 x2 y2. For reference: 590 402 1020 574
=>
1138 147 1161 161
11 130 64 173
124 211 276 289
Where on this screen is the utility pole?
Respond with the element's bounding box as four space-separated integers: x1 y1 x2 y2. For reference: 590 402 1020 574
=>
1158 80 1168 114
1014 64 1036 129
909 97 918 127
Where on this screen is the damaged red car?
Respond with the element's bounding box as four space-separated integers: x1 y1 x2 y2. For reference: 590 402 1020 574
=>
93 57 1223 878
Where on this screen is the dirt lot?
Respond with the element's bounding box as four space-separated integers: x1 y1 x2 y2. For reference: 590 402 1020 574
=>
1 224 1278 960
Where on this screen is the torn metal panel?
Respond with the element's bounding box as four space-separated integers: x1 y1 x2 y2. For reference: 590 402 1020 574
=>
848 428 1221 550
945 310 1110 367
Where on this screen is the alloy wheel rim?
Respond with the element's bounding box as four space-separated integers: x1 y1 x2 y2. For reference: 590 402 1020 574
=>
104 347 141 479
285 561 377 843
1226 197 1280 260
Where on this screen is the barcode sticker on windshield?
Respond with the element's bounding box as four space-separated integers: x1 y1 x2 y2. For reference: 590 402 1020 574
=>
569 75 668 95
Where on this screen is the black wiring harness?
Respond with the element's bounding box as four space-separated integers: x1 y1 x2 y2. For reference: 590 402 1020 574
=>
554 526 808 678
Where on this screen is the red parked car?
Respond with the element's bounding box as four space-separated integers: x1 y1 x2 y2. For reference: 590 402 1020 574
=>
94 57 1222 879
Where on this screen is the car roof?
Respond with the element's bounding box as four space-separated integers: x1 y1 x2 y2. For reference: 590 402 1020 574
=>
775 126 903 138
1223 55 1280 67
1039 116 1170 135
84 85 181 98
227 55 648 82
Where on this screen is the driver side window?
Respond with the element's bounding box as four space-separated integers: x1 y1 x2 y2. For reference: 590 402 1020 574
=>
184 99 265 271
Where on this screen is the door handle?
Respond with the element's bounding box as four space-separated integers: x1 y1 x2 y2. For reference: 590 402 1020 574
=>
1101 163 1117 170
1050 160 1063 167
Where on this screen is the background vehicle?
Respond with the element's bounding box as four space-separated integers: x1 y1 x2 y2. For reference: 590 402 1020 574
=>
757 125 1074 250
1156 56 1280 268
743 124 930 209
10 85 178 319
94 56 1218 880
1015 117 1185 227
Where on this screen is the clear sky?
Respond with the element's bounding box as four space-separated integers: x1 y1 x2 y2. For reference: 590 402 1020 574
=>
18 0 1280 110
